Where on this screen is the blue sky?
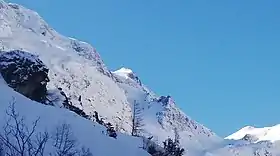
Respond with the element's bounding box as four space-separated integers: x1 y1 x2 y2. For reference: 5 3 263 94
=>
8 0 280 137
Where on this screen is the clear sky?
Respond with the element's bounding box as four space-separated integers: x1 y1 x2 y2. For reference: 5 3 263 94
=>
8 0 280 137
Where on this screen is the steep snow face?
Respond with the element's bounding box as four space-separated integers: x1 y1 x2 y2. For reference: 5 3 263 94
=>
0 1 132 133
0 76 150 156
226 125 280 143
113 67 222 154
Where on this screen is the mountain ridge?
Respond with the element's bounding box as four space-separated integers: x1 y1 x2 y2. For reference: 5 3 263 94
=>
226 124 280 143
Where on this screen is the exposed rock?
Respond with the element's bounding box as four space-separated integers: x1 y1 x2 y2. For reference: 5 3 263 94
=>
59 87 89 119
0 50 49 103
127 72 142 86
241 134 258 143
157 95 172 106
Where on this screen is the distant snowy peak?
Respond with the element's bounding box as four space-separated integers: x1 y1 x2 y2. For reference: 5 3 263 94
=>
226 124 280 143
113 67 134 78
113 67 142 86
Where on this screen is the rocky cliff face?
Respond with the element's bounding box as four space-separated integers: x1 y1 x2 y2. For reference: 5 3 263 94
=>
0 50 49 102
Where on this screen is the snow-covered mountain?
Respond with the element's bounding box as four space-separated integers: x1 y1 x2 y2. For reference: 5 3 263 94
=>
0 0 280 155
0 0 133 134
0 0 219 147
226 125 280 143
112 67 221 153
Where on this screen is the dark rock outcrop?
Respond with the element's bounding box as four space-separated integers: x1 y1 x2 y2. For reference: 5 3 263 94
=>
58 87 89 119
157 95 172 106
0 50 49 103
241 134 258 143
127 72 142 86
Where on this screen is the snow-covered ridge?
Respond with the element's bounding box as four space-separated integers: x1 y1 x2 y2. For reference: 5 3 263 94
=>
226 124 280 143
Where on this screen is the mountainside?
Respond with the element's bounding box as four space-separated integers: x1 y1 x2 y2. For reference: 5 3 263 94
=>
0 0 132 134
0 0 280 156
0 75 149 156
226 125 280 143
112 67 221 153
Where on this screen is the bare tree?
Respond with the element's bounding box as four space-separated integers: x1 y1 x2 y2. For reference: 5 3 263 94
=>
51 123 94 156
0 100 49 156
0 140 4 156
78 147 93 156
174 128 180 146
115 123 120 132
0 99 93 156
131 100 144 137
51 123 79 156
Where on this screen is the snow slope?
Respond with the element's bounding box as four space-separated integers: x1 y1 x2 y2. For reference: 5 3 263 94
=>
0 76 149 156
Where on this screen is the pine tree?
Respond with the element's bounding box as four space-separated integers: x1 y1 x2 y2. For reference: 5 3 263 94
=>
162 138 184 156
131 100 144 136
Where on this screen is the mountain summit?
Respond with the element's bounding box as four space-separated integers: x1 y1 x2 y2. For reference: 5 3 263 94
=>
113 67 142 86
